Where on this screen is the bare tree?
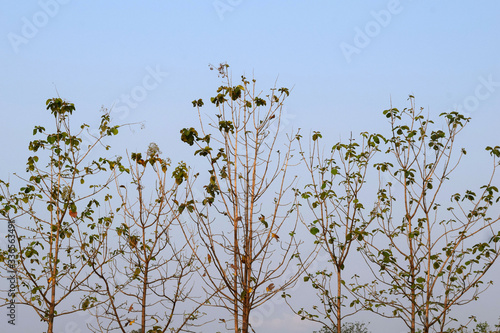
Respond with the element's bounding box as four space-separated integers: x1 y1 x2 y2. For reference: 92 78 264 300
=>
179 64 306 333
0 98 124 333
87 143 211 333
352 96 500 333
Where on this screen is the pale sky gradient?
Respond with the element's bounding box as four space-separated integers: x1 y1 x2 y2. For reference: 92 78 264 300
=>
1 1 500 332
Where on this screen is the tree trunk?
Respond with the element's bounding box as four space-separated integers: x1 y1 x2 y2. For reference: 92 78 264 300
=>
142 262 149 332
336 272 342 333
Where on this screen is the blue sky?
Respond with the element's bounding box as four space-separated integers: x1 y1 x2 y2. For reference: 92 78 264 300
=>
1 1 500 332
2 1 500 166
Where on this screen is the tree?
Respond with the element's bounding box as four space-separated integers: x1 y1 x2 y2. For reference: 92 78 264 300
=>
351 96 500 333
292 131 381 332
313 321 371 333
179 64 306 333
0 98 124 333
87 143 210 333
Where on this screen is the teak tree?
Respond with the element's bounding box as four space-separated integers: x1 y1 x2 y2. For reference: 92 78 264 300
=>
352 96 500 333
179 64 305 333
0 98 124 333
292 131 381 332
87 143 208 333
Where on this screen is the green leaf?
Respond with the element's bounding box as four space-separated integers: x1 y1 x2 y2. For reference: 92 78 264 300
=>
180 127 199 146
81 298 90 310
310 227 320 236
192 99 204 107
312 132 322 141
259 215 268 228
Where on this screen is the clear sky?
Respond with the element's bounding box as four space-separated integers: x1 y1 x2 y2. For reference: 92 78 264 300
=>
1 1 500 332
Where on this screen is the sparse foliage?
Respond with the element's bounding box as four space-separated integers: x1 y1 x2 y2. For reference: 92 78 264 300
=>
87 143 208 333
292 131 381 332
1 75 500 333
351 96 500 333
179 64 306 333
0 98 124 333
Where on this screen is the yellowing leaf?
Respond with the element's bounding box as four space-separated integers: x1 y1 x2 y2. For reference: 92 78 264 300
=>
230 264 237 275
266 283 275 292
128 235 138 249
